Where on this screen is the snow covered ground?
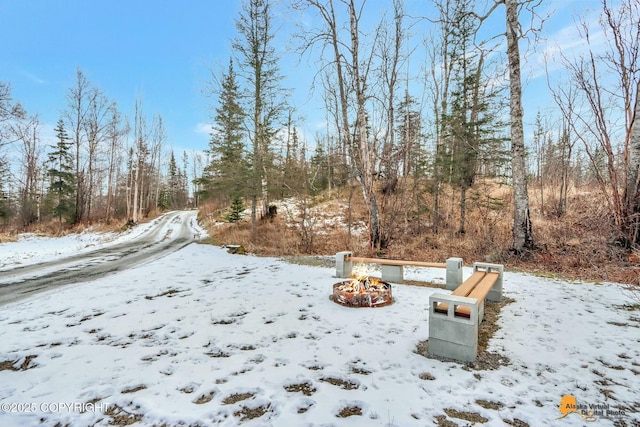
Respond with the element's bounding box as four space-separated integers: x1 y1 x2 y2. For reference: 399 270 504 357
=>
0 221 639 426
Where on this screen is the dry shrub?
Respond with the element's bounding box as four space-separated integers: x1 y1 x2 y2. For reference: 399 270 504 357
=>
201 181 638 284
521 189 633 282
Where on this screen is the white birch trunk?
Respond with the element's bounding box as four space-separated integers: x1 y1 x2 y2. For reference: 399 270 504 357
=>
506 0 533 252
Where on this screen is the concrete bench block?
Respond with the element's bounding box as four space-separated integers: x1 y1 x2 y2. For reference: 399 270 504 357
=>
381 264 403 282
446 257 463 290
428 293 479 362
335 251 353 278
473 262 503 302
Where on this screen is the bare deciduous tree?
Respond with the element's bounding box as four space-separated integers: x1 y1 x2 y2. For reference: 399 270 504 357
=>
295 0 386 249
554 0 639 245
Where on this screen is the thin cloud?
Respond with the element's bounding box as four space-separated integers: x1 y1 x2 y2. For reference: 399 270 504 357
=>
194 122 212 135
20 69 46 85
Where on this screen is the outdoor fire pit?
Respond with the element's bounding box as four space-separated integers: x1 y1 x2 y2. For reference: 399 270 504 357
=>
332 276 393 308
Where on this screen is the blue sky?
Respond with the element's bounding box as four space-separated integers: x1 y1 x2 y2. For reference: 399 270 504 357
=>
0 0 611 156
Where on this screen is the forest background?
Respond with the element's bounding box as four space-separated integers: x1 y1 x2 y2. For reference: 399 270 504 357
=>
0 0 638 285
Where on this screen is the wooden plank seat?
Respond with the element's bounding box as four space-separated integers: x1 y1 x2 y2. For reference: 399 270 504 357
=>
335 252 464 288
434 271 500 318
345 257 447 269
428 262 504 362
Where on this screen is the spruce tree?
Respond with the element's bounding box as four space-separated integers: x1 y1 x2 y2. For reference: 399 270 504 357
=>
47 119 76 223
207 58 248 204
226 193 245 223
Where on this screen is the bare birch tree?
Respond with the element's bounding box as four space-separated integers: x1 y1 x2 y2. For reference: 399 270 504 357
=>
504 0 534 252
9 110 42 226
84 87 110 222
65 68 91 224
553 0 639 246
468 0 536 252
295 0 386 248
105 103 128 223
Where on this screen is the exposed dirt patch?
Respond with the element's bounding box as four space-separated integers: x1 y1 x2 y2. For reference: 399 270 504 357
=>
145 289 183 300
0 355 37 371
337 405 362 418
319 377 359 390
222 392 255 405
79 312 104 322
297 405 312 414
204 349 230 358
212 318 237 325
504 418 531 427
305 364 323 371
121 385 147 394
193 390 215 404
284 381 316 396
434 415 459 427
234 403 271 421
476 399 504 410
350 366 372 375
104 404 143 425
419 372 436 381
178 384 197 394
443 408 489 423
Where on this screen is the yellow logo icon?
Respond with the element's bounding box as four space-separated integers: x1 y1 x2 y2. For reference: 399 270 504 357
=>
558 395 597 422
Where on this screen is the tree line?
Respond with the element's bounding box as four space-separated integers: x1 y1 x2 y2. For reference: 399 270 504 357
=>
1 0 638 254
0 70 193 228
199 0 639 252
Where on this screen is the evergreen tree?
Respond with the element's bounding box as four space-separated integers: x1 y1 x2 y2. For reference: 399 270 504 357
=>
207 58 248 203
234 0 287 232
167 151 183 209
439 0 508 234
226 193 245 223
310 144 329 194
47 119 76 223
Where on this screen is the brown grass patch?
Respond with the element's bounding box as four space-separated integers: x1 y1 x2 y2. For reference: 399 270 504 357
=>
434 415 459 427
476 399 504 410
193 390 216 404
222 392 255 405
234 403 271 421
319 377 359 390
504 419 530 427
104 404 143 426
121 385 147 394
337 405 362 418
284 381 316 396
419 372 436 380
145 289 181 300
443 408 489 423
0 355 37 371
199 182 637 286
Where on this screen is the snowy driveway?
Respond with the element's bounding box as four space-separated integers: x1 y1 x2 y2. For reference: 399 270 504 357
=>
0 211 203 306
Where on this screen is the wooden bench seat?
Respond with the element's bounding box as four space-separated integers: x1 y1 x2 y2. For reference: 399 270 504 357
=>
335 251 464 288
428 262 504 362
434 271 500 318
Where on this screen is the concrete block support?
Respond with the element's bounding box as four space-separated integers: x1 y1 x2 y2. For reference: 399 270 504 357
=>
428 293 479 362
473 262 504 302
445 257 463 290
381 264 403 282
335 251 353 278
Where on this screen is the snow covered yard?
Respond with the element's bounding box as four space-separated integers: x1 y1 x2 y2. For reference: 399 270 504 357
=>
1 236 639 426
